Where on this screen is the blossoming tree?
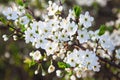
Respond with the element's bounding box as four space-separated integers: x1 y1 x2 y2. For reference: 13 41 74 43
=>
0 0 120 80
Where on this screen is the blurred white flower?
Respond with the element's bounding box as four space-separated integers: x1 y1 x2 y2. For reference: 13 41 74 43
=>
99 35 115 54
34 70 38 75
13 35 17 41
47 1 63 16
70 75 76 80
115 49 120 59
110 30 120 46
2 34 8 41
76 0 94 6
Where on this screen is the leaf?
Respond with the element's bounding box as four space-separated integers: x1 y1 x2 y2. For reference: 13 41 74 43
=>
24 58 31 64
57 62 70 69
24 58 36 67
26 13 33 19
16 0 24 6
0 17 6 24
73 6 82 18
98 25 106 36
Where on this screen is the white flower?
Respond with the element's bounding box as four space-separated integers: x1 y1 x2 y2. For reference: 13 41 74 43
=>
47 1 63 16
29 52 34 57
45 42 58 56
96 0 108 7
74 68 82 78
67 9 75 21
79 11 94 28
115 49 120 59
3 7 18 20
33 36 47 49
93 64 101 72
76 0 94 6
59 31 70 42
20 16 30 25
70 75 76 80
89 30 99 41
52 55 57 60
2 34 8 41
64 49 100 72
24 28 35 43
48 64 55 73
64 49 80 67
34 70 38 75
64 52 77 67
56 70 62 77
42 69 46 76
110 30 120 46
13 35 17 41
63 21 78 37
99 35 115 54
32 50 42 61
77 30 90 43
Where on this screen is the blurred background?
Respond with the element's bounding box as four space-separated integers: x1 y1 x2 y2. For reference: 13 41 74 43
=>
0 0 120 80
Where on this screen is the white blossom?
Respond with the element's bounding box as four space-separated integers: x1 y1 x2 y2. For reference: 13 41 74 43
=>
31 50 42 61
79 11 94 28
115 49 120 59
48 64 55 73
13 35 17 41
35 70 38 75
70 75 76 80
77 30 90 43
19 16 30 25
47 1 63 16
3 7 18 20
2 34 8 41
56 70 62 77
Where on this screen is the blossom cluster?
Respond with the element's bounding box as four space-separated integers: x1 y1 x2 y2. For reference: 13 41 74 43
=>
105 11 120 62
1 0 119 79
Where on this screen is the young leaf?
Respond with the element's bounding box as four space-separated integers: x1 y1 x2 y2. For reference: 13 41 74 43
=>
98 25 106 36
73 6 82 18
0 17 6 24
58 62 70 69
24 58 36 67
16 0 24 6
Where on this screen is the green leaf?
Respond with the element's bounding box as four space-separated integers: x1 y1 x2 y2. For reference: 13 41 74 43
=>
0 17 6 24
73 6 82 18
20 24 26 32
106 26 113 32
29 59 36 67
24 58 36 67
57 62 70 69
16 0 24 6
26 13 33 19
98 25 106 36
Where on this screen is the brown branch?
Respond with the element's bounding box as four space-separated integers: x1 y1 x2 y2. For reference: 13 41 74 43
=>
95 39 120 69
8 24 24 35
98 56 120 69
74 39 120 69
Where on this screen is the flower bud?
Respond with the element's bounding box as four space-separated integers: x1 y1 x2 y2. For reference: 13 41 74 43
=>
48 65 55 73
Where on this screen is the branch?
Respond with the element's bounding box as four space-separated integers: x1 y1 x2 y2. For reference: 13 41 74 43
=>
98 56 120 69
95 39 120 69
8 24 24 35
74 39 120 69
